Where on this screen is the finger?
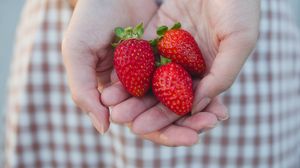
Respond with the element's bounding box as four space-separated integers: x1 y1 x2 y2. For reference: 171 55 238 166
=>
192 79 200 90
97 65 114 94
143 15 158 40
101 81 130 106
132 103 179 134
143 10 175 40
110 94 158 123
175 112 218 133
204 97 229 121
192 96 229 121
139 125 199 147
193 32 258 112
62 45 109 134
98 68 118 93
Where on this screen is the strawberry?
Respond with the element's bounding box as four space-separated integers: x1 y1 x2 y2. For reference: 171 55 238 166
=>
153 22 206 76
152 58 193 115
113 23 155 97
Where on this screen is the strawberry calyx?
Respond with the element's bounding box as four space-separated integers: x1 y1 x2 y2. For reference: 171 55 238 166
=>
156 56 171 67
112 23 144 47
170 22 182 30
149 22 181 47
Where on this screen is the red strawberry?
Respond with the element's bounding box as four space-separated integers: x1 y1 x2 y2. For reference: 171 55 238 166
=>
113 24 155 97
152 59 193 115
155 23 206 76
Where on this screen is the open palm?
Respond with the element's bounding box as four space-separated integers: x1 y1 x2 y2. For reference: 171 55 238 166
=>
101 0 259 146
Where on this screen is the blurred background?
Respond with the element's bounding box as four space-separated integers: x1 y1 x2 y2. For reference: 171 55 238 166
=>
0 0 25 163
0 0 300 165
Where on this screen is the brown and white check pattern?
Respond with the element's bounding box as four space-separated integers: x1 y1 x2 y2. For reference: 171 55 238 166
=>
4 0 300 167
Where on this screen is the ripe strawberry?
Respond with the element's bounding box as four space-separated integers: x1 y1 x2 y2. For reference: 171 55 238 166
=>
152 59 193 115
113 24 155 97
154 23 206 76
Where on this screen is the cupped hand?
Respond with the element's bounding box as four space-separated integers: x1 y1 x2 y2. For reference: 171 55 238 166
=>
146 0 260 110
62 0 158 134
103 72 227 146
101 0 260 146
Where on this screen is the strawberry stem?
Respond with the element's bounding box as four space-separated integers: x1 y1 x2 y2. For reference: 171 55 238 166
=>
149 38 158 47
156 56 171 67
161 56 171 65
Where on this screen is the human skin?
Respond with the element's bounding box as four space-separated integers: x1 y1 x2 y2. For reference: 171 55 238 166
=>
62 0 158 135
63 0 260 146
101 0 260 145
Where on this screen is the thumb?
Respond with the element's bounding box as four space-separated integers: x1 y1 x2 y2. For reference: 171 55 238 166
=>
62 38 110 134
192 31 258 113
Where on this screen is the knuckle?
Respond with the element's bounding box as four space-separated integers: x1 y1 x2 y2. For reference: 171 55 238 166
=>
61 35 83 60
71 91 85 106
205 72 235 96
213 76 234 94
240 30 259 51
61 37 69 56
219 78 234 92
154 105 175 122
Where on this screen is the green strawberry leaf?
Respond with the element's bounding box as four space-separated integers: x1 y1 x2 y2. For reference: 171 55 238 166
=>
171 22 181 30
124 27 133 38
133 23 144 38
157 26 168 36
114 27 125 39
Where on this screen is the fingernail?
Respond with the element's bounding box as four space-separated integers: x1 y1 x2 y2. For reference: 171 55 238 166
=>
108 106 113 114
192 97 211 113
98 86 104 93
209 122 218 128
220 113 230 121
204 123 218 132
99 125 106 135
192 139 199 145
108 107 113 123
126 122 132 128
198 123 218 134
88 112 106 135
159 134 168 141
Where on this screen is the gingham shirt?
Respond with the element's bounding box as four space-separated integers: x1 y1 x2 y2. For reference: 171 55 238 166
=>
5 0 300 167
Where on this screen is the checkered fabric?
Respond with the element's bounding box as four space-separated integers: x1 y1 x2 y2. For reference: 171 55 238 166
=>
4 0 300 168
